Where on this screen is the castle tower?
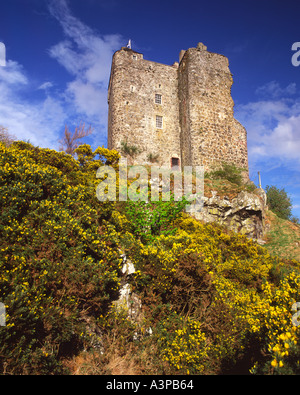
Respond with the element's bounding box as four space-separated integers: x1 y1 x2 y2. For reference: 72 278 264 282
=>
178 43 248 172
107 43 248 174
107 47 181 167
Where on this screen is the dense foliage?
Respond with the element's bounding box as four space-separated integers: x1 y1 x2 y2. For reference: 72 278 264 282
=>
266 185 293 220
1 142 300 374
123 197 188 244
125 216 300 374
0 142 121 373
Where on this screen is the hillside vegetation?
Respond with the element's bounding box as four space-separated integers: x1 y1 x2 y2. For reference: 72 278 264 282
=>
1 142 300 375
264 210 300 261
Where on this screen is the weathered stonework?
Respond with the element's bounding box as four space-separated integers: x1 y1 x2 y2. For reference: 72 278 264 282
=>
108 48 181 167
191 188 267 241
108 43 249 174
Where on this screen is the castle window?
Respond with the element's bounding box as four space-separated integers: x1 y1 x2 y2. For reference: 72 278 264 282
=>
132 55 137 60
156 115 163 129
171 157 179 168
155 94 162 104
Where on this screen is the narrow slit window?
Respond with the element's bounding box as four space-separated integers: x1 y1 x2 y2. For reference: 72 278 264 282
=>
171 157 179 168
155 94 162 104
156 115 163 129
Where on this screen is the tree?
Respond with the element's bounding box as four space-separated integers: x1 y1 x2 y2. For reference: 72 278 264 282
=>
266 185 293 220
59 123 93 155
0 126 15 146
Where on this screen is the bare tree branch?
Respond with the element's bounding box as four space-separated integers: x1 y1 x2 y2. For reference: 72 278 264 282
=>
0 126 16 146
59 123 93 155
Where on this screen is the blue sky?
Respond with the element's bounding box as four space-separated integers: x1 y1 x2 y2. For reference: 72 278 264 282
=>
1 0 300 218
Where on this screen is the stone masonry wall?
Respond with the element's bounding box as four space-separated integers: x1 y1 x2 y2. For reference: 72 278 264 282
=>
107 44 248 174
178 43 248 173
108 48 181 167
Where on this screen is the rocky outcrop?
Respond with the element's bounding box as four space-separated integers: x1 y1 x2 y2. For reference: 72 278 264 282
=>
113 254 144 325
191 189 267 241
113 254 153 339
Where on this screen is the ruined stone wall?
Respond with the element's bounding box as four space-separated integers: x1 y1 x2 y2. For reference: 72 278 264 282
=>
178 44 248 173
178 52 192 167
108 43 249 174
108 47 181 166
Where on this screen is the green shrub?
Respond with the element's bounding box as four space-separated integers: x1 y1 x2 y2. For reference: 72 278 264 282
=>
206 161 245 186
266 185 292 220
120 141 141 163
123 195 188 244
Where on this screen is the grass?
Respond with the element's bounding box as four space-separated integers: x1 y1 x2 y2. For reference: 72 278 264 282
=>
204 178 248 199
65 333 169 375
264 210 300 261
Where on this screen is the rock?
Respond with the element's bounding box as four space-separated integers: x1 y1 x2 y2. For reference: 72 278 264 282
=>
121 254 136 276
113 255 143 325
114 283 143 324
257 239 267 245
255 187 267 206
190 189 267 240
197 42 208 51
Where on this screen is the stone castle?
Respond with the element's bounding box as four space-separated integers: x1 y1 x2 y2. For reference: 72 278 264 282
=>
107 42 248 174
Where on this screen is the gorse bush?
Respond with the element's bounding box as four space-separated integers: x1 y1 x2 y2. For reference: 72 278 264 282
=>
0 142 122 373
125 215 300 374
1 141 300 375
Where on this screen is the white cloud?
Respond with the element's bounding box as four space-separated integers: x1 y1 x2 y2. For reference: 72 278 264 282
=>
47 0 124 143
0 60 66 148
0 60 28 86
0 0 124 150
0 92 66 148
255 81 297 98
38 81 54 90
66 80 107 117
235 98 300 170
259 115 300 160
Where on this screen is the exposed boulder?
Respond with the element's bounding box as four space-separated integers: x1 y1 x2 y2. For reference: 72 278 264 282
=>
191 189 267 241
113 255 144 325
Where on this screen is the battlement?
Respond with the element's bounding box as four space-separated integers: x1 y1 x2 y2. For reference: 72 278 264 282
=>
107 43 248 174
